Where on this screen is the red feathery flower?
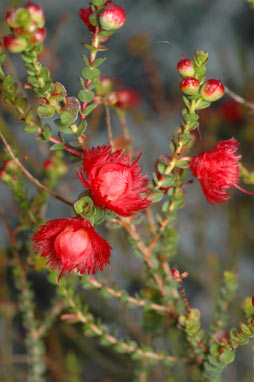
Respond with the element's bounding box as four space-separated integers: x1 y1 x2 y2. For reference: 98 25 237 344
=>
190 138 241 205
77 145 151 216
32 217 111 280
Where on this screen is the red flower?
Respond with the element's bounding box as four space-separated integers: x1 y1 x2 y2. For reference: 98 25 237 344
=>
77 145 151 216
190 138 241 205
32 217 111 280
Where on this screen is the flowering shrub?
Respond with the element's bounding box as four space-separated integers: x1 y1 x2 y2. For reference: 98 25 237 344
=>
0 1 254 382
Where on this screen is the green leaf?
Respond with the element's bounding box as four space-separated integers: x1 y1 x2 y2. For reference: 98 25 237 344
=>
83 104 97 117
81 67 100 81
2 75 14 89
160 174 175 188
88 80 100 90
157 162 166 174
37 105 55 119
24 125 38 133
50 143 65 151
58 126 73 135
60 111 77 126
76 120 87 137
25 109 34 124
91 0 106 5
91 57 106 68
149 190 164 203
40 67 50 82
43 124 52 140
0 54 7 63
81 54 90 66
78 90 94 103
83 43 98 52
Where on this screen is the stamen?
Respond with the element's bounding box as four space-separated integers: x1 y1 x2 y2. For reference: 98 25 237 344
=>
235 184 254 195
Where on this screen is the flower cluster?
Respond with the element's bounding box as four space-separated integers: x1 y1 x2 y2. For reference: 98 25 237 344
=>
33 144 150 278
177 58 225 101
3 2 46 53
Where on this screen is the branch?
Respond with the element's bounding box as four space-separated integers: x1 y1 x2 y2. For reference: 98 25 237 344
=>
225 86 254 111
0 130 73 207
83 277 170 313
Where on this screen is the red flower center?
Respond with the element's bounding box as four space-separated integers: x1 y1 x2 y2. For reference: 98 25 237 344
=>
95 163 132 201
54 227 91 265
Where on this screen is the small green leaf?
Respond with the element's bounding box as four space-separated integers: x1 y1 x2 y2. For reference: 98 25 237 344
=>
76 120 87 137
37 105 55 119
43 124 52 140
58 126 73 135
81 67 100 80
78 90 94 103
60 111 77 126
83 104 97 117
0 54 7 63
91 57 106 68
88 80 100 90
24 125 38 133
50 143 65 151
2 75 14 89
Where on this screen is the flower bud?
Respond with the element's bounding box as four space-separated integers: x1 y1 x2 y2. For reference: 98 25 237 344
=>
177 59 195 77
96 77 114 95
24 2 45 28
201 79 224 102
5 7 19 28
6 8 31 28
29 27 46 44
180 77 200 96
114 89 140 109
3 35 28 53
99 2 126 31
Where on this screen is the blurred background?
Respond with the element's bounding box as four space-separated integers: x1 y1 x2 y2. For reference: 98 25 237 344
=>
0 0 254 381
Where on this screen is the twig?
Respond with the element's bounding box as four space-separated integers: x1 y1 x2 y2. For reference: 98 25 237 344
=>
0 130 73 207
119 217 176 315
225 86 254 111
73 310 178 364
104 102 115 151
85 277 170 313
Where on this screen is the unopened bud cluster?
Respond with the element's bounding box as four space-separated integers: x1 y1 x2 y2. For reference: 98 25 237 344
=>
177 53 224 102
79 1 126 40
3 2 46 53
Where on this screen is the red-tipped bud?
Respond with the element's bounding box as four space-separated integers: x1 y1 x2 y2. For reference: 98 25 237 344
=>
180 77 200 96
99 2 126 31
5 8 19 28
3 35 28 53
201 79 224 102
24 2 45 28
177 59 195 78
252 296 254 307
29 27 46 44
